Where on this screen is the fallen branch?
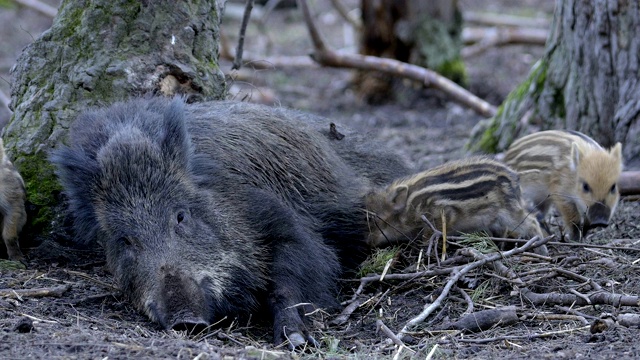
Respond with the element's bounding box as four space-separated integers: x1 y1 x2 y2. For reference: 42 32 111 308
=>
463 11 550 29
12 0 57 18
482 236 640 252
0 284 70 299
435 306 519 332
521 289 640 307
396 235 551 338
462 27 548 58
620 171 640 195
297 0 497 118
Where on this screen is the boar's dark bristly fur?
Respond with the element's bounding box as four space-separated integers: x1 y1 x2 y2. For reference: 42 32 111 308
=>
51 98 411 347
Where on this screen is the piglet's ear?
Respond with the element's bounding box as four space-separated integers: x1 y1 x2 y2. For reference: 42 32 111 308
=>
570 142 581 173
610 142 622 161
389 185 409 213
161 98 191 165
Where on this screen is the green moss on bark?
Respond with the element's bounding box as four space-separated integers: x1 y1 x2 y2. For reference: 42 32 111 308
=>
415 11 466 85
467 59 549 153
6 0 226 237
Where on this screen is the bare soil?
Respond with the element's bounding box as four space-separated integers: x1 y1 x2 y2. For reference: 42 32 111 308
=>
2 1 640 359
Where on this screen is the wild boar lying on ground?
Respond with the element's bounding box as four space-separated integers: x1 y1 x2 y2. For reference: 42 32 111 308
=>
51 98 411 348
365 157 546 254
0 138 27 263
504 130 622 241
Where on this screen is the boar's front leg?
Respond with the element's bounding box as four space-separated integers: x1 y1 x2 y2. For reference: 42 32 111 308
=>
248 190 340 349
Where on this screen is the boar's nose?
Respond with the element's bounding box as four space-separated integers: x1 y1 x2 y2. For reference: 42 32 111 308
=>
586 202 610 229
170 314 209 335
160 266 209 335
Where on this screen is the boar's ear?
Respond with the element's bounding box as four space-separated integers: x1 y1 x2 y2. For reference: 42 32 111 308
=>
388 185 409 212
161 98 191 165
570 142 581 172
50 146 102 245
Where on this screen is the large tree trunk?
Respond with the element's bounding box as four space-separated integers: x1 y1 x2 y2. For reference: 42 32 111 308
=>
353 0 464 103
467 0 640 168
5 0 226 237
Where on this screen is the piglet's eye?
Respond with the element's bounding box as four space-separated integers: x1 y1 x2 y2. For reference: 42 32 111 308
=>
176 211 186 224
582 182 591 193
610 183 617 193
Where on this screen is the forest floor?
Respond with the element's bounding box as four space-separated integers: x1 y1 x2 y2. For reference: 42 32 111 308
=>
2 1 640 359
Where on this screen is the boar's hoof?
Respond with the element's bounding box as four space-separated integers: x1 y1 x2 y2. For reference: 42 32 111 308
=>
285 331 320 351
170 317 209 336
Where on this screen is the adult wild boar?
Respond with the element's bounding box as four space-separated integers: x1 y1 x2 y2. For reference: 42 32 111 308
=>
51 98 410 347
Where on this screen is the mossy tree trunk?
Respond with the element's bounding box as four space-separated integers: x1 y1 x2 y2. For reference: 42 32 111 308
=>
354 0 464 103
6 0 226 237
468 0 640 168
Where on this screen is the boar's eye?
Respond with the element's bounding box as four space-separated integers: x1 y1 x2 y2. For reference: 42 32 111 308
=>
582 182 591 193
610 183 617 193
118 236 133 247
176 210 188 224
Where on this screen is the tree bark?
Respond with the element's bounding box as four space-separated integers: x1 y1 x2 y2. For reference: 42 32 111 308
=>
354 0 464 103
6 0 226 235
467 0 640 169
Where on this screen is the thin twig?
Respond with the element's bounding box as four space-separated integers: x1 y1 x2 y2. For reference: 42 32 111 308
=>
63 269 120 292
554 268 602 291
523 312 589 325
19 313 59 324
329 0 361 29
232 0 255 70
331 298 363 325
455 325 590 344
0 285 70 299
0 90 11 113
376 319 414 355
396 236 551 338
456 286 474 315
478 236 640 252
554 305 598 320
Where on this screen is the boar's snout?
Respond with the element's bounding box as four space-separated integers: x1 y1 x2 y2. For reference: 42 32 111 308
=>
150 265 210 334
170 315 209 335
586 202 611 230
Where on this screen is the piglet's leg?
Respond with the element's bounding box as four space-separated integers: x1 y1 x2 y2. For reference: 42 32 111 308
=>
555 198 583 241
2 207 26 263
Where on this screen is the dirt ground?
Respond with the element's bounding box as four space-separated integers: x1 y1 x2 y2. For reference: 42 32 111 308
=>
2 1 640 359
